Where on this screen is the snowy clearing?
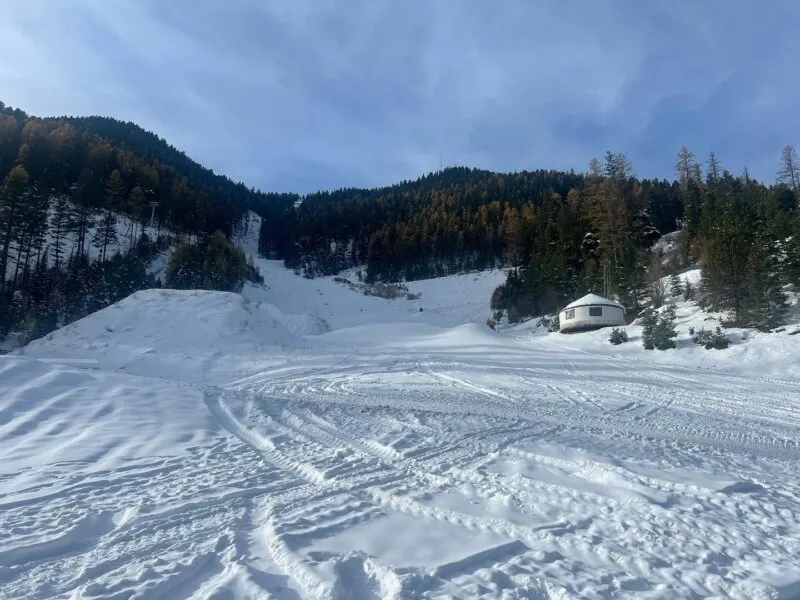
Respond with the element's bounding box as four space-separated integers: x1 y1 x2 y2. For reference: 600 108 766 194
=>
3 228 800 598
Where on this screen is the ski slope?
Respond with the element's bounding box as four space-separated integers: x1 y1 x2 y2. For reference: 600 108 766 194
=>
4 246 800 598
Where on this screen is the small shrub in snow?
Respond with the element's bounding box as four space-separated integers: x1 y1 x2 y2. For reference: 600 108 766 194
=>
692 327 730 350
537 316 559 332
609 328 628 345
486 318 496 330
712 328 729 349
362 282 403 299
406 292 422 300
641 305 677 350
710 329 730 349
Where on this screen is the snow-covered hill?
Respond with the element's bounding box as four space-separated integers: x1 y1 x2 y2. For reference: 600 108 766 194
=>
3 223 800 599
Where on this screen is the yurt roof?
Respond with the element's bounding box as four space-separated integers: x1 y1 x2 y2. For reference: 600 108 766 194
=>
562 293 624 311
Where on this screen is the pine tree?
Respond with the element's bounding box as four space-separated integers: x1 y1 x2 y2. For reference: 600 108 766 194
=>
777 144 800 198
50 193 70 270
588 158 602 179
640 308 658 350
70 169 97 258
92 170 124 262
0 165 30 289
669 272 684 298
642 305 678 350
92 210 118 263
127 185 146 250
699 176 754 323
682 179 704 237
675 146 699 188
655 305 678 349
706 151 722 185
743 234 788 330
604 151 634 181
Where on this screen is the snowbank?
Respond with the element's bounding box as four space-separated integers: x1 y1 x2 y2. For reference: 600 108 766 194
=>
20 289 307 383
0 356 217 476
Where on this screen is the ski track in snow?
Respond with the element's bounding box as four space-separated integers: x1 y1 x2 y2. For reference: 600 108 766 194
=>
5 346 798 599
3 241 800 597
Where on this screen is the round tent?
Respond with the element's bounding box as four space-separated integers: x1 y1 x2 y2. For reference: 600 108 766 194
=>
558 293 625 333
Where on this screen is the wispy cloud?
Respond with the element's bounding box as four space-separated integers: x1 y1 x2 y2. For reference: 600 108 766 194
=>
2 0 798 192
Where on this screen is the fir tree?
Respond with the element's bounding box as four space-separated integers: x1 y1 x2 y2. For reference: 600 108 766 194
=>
743 234 789 330
669 273 684 298
641 306 677 350
640 308 659 350
92 170 125 262
50 193 70 270
706 151 722 185
777 144 800 198
0 165 29 289
675 146 699 188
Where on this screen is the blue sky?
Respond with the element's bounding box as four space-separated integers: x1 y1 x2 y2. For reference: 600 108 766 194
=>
2 1 798 194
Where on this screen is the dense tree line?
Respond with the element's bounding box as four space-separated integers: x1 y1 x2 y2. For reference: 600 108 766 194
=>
254 144 796 330
492 147 799 328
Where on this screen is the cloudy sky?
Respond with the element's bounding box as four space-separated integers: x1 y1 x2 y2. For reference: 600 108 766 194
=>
2 1 798 193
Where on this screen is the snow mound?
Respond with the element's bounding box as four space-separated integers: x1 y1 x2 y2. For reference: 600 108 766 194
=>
0 356 216 474
21 289 306 383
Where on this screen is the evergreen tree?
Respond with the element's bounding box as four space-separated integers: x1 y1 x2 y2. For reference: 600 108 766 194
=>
777 144 800 198
743 233 789 330
70 169 97 258
706 151 722 185
640 308 658 350
675 146 699 188
0 165 30 288
699 176 755 323
92 170 125 261
642 306 677 350
669 273 684 298
50 193 70 270
588 158 602 179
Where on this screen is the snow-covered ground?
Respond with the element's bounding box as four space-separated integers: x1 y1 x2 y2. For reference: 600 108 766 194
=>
3 218 800 599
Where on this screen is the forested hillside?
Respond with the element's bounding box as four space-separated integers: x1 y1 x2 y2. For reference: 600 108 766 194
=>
0 101 293 342
490 148 800 326
263 148 799 330
3 97 799 344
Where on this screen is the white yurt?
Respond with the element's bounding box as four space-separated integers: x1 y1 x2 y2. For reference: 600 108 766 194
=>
558 293 625 333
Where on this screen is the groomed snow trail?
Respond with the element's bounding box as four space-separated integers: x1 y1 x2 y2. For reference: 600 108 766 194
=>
3 285 800 598
217 341 800 599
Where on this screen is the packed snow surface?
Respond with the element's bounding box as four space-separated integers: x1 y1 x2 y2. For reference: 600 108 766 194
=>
4 248 800 598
